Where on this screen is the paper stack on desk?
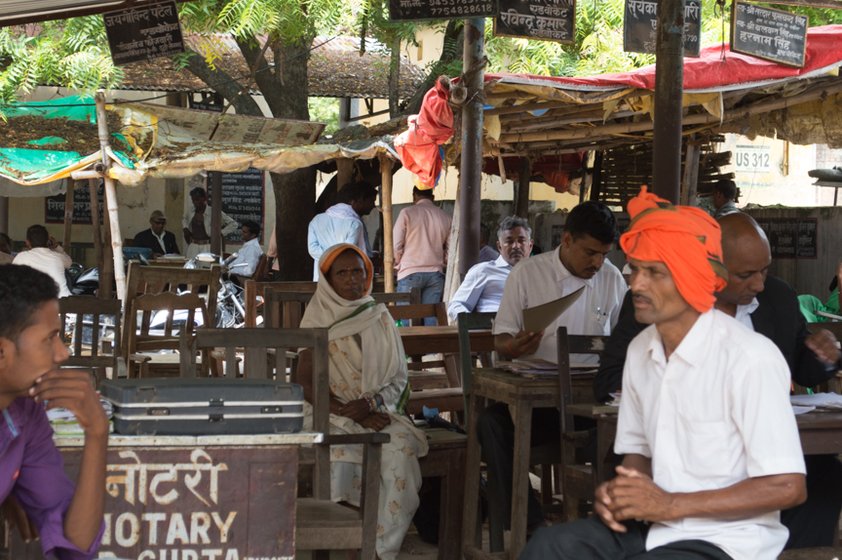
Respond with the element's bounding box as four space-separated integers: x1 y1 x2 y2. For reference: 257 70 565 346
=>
790 392 842 410
498 359 558 375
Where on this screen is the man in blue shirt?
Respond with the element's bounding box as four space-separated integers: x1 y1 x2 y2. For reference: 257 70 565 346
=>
307 181 378 281
447 216 533 323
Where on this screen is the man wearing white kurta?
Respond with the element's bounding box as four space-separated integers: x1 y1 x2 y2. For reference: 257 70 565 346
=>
521 187 806 560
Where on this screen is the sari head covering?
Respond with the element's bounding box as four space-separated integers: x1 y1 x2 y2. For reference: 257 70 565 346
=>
620 186 728 313
301 243 409 408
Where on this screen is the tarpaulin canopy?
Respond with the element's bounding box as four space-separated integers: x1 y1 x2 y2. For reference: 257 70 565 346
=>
473 24 842 192
0 96 398 189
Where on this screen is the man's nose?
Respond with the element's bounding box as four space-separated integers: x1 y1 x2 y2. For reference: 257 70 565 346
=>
749 273 765 293
54 337 70 364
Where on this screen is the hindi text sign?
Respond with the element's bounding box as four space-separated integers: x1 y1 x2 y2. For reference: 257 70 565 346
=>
494 0 575 43
731 1 807 67
389 0 498 21
103 1 184 66
623 0 701 57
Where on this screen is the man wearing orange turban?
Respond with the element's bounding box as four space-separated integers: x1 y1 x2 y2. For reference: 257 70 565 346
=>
521 187 807 560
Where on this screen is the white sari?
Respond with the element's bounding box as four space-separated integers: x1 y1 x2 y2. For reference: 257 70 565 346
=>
301 244 428 560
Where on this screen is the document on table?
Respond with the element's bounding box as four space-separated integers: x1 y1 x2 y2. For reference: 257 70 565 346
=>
522 286 585 333
498 359 558 375
790 392 842 410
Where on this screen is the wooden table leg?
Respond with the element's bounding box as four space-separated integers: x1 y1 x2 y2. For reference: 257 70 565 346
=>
509 400 533 559
462 393 484 554
438 444 466 560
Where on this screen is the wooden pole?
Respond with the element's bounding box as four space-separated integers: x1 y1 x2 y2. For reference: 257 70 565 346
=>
458 17 485 278
63 179 74 248
680 137 700 205
210 172 223 255
652 0 685 203
379 154 395 293
87 179 107 298
514 157 531 218
94 91 126 304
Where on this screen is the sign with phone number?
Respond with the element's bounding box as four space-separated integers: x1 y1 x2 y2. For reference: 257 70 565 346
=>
389 0 497 20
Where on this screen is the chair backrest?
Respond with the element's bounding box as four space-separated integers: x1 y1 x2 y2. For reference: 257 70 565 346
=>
252 254 271 282
59 295 122 385
556 326 607 433
126 292 209 357
243 280 318 327
387 302 448 326
263 291 315 329
457 312 496 400
185 328 314 380
371 290 416 306
125 262 221 347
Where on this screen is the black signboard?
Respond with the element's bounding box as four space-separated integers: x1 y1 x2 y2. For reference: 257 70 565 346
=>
731 1 807 67
45 185 104 225
624 0 701 57
103 0 184 66
209 169 265 243
755 217 817 259
494 0 575 42
389 0 497 21
189 92 225 112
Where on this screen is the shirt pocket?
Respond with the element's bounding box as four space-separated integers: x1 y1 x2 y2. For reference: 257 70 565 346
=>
675 414 734 481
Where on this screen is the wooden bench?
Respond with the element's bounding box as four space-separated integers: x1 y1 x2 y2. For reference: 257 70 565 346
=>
418 427 467 560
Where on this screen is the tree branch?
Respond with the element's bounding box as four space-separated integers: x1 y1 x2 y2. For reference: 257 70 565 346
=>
182 49 263 116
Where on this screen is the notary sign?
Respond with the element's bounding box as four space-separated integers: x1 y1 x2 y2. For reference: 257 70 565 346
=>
494 0 575 43
388 0 498 21
103 0 184 66
731 1 807 67
624 0 701 57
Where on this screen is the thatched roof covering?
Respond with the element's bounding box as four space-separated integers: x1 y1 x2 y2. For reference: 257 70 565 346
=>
119 34 425 99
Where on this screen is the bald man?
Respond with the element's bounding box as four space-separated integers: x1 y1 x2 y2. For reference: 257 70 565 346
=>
595 212 842 549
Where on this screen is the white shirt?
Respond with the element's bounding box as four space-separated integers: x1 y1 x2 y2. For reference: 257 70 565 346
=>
307 203 368 281
447 256 512 322
734 297 760 329
493 247 627 363
13 247 72 297
617 309 805 560
228 237 263 277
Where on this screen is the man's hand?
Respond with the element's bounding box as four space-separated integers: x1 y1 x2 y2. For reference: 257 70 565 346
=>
594 480 627 533
359 413 391 432
29 370 108 438
504 330 543 358
338 398 372 423
183 228 193 245
604 466 675 524
805 329 842 366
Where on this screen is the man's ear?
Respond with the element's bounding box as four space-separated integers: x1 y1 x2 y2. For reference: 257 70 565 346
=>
0 337 14 369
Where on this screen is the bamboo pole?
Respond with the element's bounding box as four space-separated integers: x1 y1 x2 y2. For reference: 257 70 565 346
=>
63 179 74 248
87 179 105 297
94 91 126 304
379 154 395 293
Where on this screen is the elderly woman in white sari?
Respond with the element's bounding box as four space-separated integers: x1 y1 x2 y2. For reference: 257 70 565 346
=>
297 243 428 560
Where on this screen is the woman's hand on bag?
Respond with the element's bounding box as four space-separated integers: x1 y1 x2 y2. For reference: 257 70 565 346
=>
338 398 371 422
359 412 391 432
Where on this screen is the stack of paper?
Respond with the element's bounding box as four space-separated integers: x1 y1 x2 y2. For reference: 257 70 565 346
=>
790 392 842 410
499 359 558 375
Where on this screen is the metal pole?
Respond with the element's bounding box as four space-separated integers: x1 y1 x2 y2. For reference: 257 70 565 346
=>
379 155 395 293
458 17 485 278
515 158 531 218
95 91 126 304
652 0 685 203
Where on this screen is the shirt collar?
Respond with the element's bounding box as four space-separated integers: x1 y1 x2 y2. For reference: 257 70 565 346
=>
494 255 511 269
651 309 715 368
735 297 760 324
415 198 435 207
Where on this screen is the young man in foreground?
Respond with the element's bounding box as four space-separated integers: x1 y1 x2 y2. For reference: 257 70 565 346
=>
0 264 107 559
521 188 806 560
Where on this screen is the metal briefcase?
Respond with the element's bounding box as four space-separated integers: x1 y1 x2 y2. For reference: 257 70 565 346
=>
100 378 304 435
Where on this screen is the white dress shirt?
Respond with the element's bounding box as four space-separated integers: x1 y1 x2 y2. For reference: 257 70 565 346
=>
228 237 263 277
617 309 805 560
447 256 511 322
493 247 627 363
13 247 72 297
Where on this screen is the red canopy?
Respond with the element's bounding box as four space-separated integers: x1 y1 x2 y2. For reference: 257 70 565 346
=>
485 24 842 94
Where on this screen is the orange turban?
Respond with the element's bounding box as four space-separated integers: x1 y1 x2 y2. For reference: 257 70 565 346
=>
620 186 728 313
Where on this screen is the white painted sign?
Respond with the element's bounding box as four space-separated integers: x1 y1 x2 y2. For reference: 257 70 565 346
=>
734 144 772 172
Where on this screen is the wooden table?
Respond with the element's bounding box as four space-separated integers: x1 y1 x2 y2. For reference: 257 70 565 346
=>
569 405 842 483
8 433 321 559
399 326 493 389
462 367 596 560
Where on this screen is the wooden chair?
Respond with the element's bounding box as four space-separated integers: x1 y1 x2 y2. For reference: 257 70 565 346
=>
125 292 208 378
124 262 221 352
457 311 497 415
388 302 448 327
251 254 271 282
183 328 300 379
263 290 313 329
556 326 607 521
59 296 122 386
291 327 388 559
243 280 317 327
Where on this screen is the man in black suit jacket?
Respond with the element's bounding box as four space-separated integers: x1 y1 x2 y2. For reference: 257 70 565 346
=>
133 210 180 257
595 212 842 549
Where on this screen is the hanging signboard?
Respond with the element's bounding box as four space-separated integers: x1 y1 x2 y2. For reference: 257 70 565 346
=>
623 0 701 57
103 0 184 66
45 184 104 225
388 0 498 21
208 169 265 243
493 0 575 42
755 217 817 258
731 1 807 67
